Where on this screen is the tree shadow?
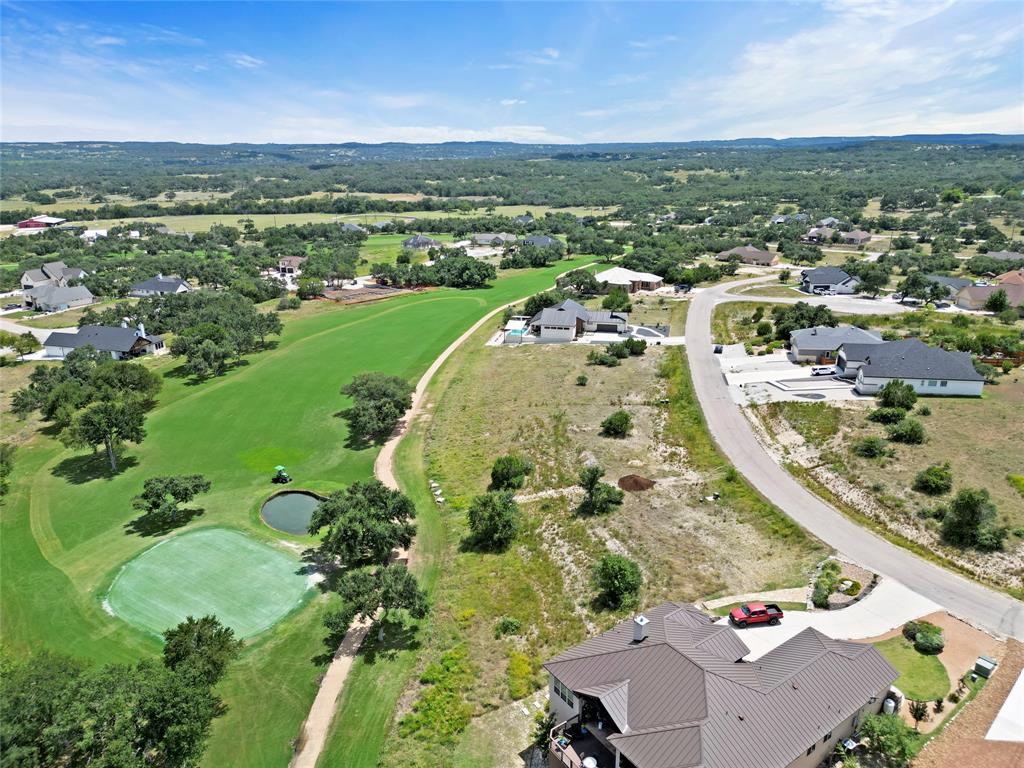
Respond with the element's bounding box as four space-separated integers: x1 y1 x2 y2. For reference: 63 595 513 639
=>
333 408 392 451
164 359 250 386
458 534 510 555
358 621 421 665
51 452 138 485
124 506 205 537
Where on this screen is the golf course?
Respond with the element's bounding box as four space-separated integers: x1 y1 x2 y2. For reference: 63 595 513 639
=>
0 257 597 768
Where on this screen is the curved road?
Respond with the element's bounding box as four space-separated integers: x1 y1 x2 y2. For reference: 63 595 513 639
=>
686 278 1024 640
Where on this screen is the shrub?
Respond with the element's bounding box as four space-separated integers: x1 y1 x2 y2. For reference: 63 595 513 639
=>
812 560 842 608
490 454 535 490
466 491 521 551
914 630 945 655
587 349 620 367
917 405 931 416
576 465 625 516
276 296 302 310
902 620 940 641
913 463 953 495
623 338 647 356
493 616 521 638
941 487 1006 550
947 691 960 704
852 436 889 458
878 379 917 410
933 698 945 713
600 410 633 438
887 418 925 444
756 321 773 337
605 342 631 359
592 554 642 609
868 407 907 424
576 374 588 386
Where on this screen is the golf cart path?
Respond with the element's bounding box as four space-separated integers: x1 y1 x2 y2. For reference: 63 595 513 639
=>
290 264 598 768
687 276 1024 640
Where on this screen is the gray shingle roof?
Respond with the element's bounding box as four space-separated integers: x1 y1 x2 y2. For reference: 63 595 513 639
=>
44 325 155 353
402 234 439 248
130 276 191 294
925 274 972 293
530 299 588 327
524 235 556 247
859 338 984 381
801 267 857 286
544 603 898 768
790 325 882 351
25 284 93 307
984 250 1024 262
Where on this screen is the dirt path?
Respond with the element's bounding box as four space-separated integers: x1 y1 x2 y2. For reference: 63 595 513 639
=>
290 264 596 768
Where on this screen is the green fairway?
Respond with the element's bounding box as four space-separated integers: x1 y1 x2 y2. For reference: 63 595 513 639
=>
1 256 597 768
106 528 311 639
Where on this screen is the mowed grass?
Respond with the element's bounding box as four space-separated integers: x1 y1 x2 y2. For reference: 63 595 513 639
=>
106 528 312 639
874 636 950 701
357 233 454 275
1 256 597 768
17 299 131 329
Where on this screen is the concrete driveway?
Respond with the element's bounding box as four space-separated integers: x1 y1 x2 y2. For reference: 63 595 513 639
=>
722 578 940 660
687 276 1024 640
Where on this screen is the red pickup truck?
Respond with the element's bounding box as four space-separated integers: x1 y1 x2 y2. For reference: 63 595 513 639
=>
728 602 783 628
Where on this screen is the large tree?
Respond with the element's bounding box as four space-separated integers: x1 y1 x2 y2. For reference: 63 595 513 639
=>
309 480 416 567
162 615 244 686
132 474 212 528
466 491 521 551
61 398 146 471
338 564 429 641
340 372 414 443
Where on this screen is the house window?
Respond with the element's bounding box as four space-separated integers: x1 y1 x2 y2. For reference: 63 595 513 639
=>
928 380 937 387
806 745 815 756
552 678 575 708
823 731 833 743
940 380 948 387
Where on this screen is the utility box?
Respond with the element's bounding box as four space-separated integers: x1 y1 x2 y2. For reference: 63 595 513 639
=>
974 656 998 679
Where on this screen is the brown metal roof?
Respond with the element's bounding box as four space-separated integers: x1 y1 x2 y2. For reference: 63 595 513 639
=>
544 603 898 768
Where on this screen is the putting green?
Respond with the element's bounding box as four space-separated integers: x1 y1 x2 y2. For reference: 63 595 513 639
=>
105 528 311 639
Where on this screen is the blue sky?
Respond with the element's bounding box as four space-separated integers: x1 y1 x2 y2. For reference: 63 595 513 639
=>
2 0 1022 143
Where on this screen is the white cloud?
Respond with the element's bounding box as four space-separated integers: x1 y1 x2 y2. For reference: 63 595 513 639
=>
370 92 430 109
628 35 678 49
89 36 126 46
500 98 526 106
542 47 560 59
226 52 264 69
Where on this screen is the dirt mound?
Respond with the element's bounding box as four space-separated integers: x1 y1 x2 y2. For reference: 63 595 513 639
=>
618 474 656 492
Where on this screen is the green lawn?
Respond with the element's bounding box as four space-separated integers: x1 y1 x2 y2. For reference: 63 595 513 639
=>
357 233 454 275
874 636 949 701
0 256 598 768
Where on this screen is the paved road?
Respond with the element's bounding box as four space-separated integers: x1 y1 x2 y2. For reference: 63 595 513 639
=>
686 277 1024 640
0 317 72 342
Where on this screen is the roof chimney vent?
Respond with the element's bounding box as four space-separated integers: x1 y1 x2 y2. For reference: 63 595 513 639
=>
632 615 650 643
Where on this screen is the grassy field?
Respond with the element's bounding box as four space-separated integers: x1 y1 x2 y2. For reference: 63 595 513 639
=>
318 301 825 768
874 636 950 701
356 233 454 275
0 257 598 768
16 299 130 329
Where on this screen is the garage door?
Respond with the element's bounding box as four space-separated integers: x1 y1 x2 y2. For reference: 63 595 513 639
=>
595 323 619 333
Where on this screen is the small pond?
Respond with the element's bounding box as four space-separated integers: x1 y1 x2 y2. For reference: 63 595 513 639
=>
260 491 322 535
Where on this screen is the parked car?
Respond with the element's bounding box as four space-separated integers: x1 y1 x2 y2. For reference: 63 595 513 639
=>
813 288 836 296
713 344 724 354
811 365 836 376
3 303 20 311
728 602 784 628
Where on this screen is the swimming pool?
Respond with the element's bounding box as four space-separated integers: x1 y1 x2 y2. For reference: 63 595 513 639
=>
506 328 526 337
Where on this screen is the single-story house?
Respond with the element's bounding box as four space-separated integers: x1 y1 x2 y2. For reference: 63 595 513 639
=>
789 325 882 362
370 220 394 230
20 260 87 290
523 235 557 248
43 323 166 360
594 267 664 293
851 338 985 396
513 214 534 225
17 215 66 229
23 284 95 312
840 230 872 246
955 283 1024 311
528 299 628 341
801 267 860 294
80 229 108 243
924 274 972 297
816 216 841 227
984 250 1024 263
130 275 192 298
544 603 898 768
341 223 366 233
995 269 1024 286
656 212 677 223
716 244 778 266
771 213 810 225
471 232 517 246
278 255 308 275
402 234 440 250
803 226 836 243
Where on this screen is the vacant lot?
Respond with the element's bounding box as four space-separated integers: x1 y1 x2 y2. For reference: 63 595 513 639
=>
357 233 454 274
320 303 824 768
751 373 1024 591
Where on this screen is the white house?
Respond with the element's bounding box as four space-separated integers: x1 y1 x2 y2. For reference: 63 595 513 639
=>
43 324 166 360
801 267 860 294
594 267 664 293
20 261 88 290
851 339 985 396
129 275 192 297
528 299 629 341
80 229 108 243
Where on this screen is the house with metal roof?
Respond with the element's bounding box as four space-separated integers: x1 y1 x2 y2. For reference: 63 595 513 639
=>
16 215 67 229
995 269 1024 286
23 284 94 312
43 323 166 360
846 338 985 396
341 223 367 233
816 216 841 228
789 325 882 362
402 234 440 249
524 235 558 248
715 244 778 266
129 275 193 298
20 260 88 291
595 267 664 294
955 283 1024 311
544 603 897 768
800 267 860 295
924 274 972 297
528 299 629 342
